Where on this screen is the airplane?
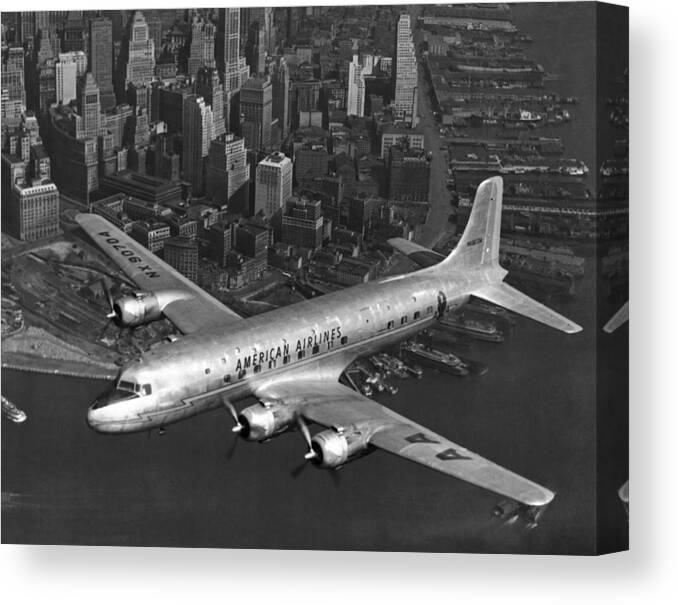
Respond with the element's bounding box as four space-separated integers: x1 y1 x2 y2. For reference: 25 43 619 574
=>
75 176 581 526
602 301 629 518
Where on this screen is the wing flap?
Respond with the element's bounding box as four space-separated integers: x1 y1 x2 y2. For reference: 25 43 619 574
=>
473 282 582 334
75 213 242 334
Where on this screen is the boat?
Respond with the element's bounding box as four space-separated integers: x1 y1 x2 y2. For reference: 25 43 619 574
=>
439 315 505 343
2 395 27 423
401 342 469 377
403 362 423 379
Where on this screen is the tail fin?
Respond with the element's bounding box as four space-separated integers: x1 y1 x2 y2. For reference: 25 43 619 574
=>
443 176 503 270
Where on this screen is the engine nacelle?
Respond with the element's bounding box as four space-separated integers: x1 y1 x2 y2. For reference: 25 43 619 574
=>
310 428 371 469
237 401 296 442
113 289 192 327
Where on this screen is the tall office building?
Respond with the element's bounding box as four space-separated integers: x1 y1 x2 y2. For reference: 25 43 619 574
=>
77 73 101 140
270 56 289 139
163 236 199 282
29 30 58 114
55 56 77 105
206 133 249 209
187 16 216 77
240 76 273 151
245 22 266 76
88 17 116 110
347 55 365 117
117 11 155 100
195 67 225 139
58 51 87 77
182 94 214 196
62 12 85 52
393 14 418 127
1 46 27 109
218 8 244 93
254 151 292 218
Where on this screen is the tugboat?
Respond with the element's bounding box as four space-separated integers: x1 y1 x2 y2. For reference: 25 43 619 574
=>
2 395 27 423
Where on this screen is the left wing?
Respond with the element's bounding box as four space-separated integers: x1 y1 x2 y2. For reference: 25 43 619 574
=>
256 380 554 508
76 213 242 334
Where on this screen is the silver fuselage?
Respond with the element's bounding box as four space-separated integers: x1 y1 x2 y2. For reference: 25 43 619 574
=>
87 264 503 433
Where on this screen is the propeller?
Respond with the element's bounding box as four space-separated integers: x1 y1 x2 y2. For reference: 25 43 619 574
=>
222 397 243 435
221 397 242 460
297 416 317 461
100 279 117 320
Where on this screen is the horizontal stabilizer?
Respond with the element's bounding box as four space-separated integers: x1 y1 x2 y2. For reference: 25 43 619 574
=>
472 282 582 334
603 301 629 333
388 237 445 268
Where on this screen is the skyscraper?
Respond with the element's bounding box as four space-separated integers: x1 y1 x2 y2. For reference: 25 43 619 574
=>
77 72 101 140
62 12 85 52
195 67 225 139
270 56 289 139
240 76 273 152
393 14 418 127
88 16 116 110
187 16 216 78
206 133 250 209
254 151 292 218
55 56 77 105
117 11 155 100
182 94 213 196
347 55 365 117
218 8 241 93
245 22 266 77
1 46 27 110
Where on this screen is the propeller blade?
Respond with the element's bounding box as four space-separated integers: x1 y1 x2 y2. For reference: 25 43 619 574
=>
221 397 243 434
297 416 316 459
100 279 115 316
97 317 114 340
290 460 308 479
226 436 238 460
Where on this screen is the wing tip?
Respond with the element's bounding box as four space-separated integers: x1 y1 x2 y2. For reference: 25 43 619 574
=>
524 487 556 507
565 323 583 334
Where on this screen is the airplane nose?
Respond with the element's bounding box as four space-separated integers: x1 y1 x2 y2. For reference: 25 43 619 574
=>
86 405 101 431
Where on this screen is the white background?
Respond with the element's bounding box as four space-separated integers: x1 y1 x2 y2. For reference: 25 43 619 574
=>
2 0 675 603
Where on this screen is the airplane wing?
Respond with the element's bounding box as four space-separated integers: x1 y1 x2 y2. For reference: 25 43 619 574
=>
603 301 629 333
75 213 242 334
256 380 554 507
472 282 582 334
388 237 445 268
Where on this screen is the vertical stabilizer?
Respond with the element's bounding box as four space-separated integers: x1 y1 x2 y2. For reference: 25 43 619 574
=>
443 176 503 270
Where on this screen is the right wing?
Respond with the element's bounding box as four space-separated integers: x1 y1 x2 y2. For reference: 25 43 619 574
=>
75 213 242 334
472 282 582 334
603 301 629 333
256 380 554 508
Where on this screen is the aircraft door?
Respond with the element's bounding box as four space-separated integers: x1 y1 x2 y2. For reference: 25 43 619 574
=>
437 291 447 317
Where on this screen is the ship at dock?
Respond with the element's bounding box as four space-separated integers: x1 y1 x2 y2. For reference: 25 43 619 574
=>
401 342 470 376
439 314 505 343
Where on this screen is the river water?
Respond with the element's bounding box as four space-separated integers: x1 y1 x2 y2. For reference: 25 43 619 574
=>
1 3 628 554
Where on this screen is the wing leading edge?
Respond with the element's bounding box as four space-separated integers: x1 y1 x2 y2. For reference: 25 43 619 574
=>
257 380 554 508
75 213 242 334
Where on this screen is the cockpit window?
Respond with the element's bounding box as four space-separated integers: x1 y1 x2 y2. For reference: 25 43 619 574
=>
91 382 139 409
118 380 136 392
141 384 152 396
